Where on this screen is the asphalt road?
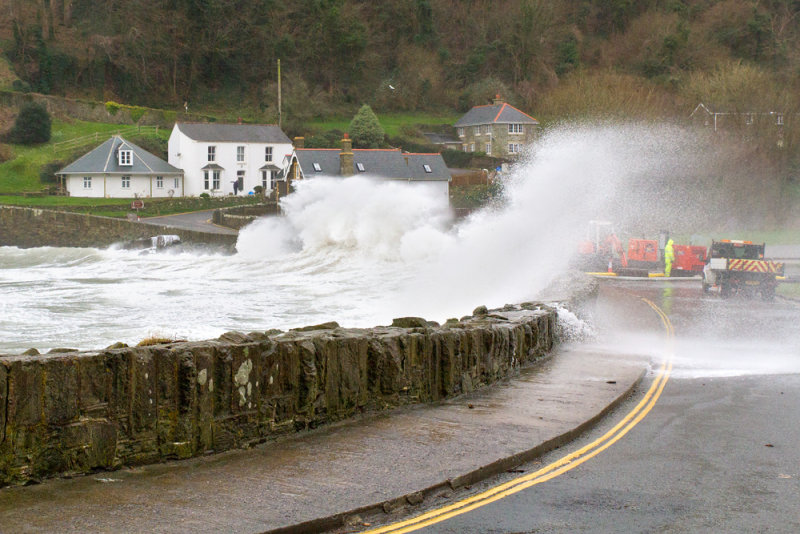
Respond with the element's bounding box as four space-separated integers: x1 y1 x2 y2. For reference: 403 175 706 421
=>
140 209 238 235
365 282 800 533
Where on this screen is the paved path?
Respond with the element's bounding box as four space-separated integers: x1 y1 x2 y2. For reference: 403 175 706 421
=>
140 209 238 235
0 348 647 534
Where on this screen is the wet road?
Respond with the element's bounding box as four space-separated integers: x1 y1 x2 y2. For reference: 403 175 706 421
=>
140 209 238 235
367 281 800 533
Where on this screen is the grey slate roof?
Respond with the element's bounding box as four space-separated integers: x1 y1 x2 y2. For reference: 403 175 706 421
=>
454 103 538 127
58 136 182 175
176 122 291 143
295 149 450 181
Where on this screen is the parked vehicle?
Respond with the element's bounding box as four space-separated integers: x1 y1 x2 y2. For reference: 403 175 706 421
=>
702 240 784 299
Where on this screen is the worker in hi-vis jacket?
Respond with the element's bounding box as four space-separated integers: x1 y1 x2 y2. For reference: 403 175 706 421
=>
664 239 675 277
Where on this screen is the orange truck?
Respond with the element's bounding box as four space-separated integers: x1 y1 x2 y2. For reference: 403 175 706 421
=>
626 239 707 277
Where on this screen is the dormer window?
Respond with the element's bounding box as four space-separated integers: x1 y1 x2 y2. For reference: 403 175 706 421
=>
423 164 432 173
356 162 366 172
313 163 322 172
119 149 132 166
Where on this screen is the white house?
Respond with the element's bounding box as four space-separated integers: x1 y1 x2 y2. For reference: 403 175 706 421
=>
168 122 294 197
57 135 183 198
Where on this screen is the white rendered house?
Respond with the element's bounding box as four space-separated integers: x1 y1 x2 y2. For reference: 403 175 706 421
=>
168 122 293 197
57 135 183 198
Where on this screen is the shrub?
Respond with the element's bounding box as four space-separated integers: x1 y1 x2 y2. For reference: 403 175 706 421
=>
253 185 264 195
199 192 211 199
11 79 31 93
9 103 51 144
0 143 12 163
39 161 65 184
129 106 147 123
105 101 121 115
348 104 385 148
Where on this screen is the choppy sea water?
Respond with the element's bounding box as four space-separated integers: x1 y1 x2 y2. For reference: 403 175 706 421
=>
1 123 716 353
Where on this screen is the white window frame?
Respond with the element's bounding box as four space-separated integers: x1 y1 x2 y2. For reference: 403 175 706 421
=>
212 170 220 190
121 176 130 188
777 114 784 125
508 123 523 134
156 176 163 189
474 126 480 135
237 146 245 162
356 162 366 172
423 164 432 173
457 127 464 137
265 146 273 162
485 143 491 154
313 162 322 172
83 176 91 189
204 171 210 190
470 143 475 152
508 143 521 154
118 149 132 166
208 146 216 162
173 177 180 188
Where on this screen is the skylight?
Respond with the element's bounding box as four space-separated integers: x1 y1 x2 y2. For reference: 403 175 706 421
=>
423 164 432 173
356 162 366 172
313 163 322 172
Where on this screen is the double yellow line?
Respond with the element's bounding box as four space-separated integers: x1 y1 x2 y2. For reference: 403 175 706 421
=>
362 298 674 534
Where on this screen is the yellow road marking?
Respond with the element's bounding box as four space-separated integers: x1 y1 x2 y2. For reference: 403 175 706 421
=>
362 297 674 534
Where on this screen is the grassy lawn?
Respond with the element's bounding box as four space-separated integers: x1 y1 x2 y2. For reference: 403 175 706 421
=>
0 194 263 218
308 112 459 138
0 120 169 194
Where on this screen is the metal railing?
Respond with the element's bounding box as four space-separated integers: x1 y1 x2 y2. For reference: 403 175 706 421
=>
52 125 159 153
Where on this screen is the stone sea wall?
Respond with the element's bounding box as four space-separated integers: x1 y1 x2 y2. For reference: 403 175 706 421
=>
0 205 237 251
0 306 556 486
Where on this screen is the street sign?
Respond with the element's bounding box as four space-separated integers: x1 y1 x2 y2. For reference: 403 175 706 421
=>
131 200 144 210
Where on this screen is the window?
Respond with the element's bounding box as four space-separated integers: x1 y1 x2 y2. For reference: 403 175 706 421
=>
508 123 523 134
482 125 489 134
237 146 245 162
313 162 322 172
457 127 464 137
156 176 163 189
745 114 754 125
485 143 491 154
236 170 245 191
204 171 210 190
508 143 521 154
470 143 475 152
265 146 273 162
463 145 469 153
474 126 481 135
121 176 130 188
208 146 216 162
174 177 180 188
118 149 132 166
83 176 91 189
423 164 432 173
262 170 271 189
213 170 220 190
777 114 784 125
356 162 366 172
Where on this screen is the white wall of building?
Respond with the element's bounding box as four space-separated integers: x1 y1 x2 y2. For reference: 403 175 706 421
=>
168 126 292 197
65 174 183 198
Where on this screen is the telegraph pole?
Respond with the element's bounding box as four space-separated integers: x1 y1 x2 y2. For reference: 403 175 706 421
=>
277 59 282 128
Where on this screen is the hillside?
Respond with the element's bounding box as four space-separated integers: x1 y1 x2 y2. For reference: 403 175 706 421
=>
2 1 799 124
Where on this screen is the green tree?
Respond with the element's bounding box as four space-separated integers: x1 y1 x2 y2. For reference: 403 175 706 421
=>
9 103 52 145
348 104 384 148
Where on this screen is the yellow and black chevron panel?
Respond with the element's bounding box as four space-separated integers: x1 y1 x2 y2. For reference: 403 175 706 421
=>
728 259 784 273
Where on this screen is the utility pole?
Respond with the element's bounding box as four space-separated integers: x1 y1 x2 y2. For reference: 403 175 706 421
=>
277 59 282 129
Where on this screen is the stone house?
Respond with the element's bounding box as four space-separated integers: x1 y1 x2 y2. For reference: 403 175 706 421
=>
454 96 539 158
57 135 183 198
290 135 451 199
168 122 293 197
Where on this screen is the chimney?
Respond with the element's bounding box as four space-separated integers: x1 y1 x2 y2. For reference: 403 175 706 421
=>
340 133 354 177
493 94 504 105
294 136 305 149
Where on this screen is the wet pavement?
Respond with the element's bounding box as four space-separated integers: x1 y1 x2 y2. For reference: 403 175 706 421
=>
140 209 238 235
0 348 647 534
